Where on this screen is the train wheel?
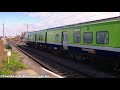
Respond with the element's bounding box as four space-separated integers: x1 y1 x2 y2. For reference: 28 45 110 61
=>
69 53 75 59
51 49 55 54
57 50 62 56
34 44 38 48
78 54 90 63
113 62 120 73
54 49 57 55
75 53 82 61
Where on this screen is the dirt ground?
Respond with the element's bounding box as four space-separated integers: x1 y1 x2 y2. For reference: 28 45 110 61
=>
0 39 6 62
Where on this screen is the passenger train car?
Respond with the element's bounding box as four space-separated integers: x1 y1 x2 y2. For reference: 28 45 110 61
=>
24 16 120 61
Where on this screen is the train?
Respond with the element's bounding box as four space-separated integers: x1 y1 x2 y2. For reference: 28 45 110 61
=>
23 16 120 62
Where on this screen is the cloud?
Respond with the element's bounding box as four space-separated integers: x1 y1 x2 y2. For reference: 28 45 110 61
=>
25 12 119 30
1 12 119 36
24 12 55 19
3 24 25 36
29 12 119 30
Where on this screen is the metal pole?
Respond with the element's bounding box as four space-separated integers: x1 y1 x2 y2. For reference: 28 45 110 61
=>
3 16 4 38
3 24 4 38
27 25 28 32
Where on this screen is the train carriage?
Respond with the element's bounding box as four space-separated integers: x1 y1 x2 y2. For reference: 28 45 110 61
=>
24 16 120 61
24 31 37 46
35 30 47 49
68 19 120 60
46 17 120 60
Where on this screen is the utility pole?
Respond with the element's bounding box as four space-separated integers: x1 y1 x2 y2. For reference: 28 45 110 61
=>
27 24 28 32
3 17 4 38
3 23 4 38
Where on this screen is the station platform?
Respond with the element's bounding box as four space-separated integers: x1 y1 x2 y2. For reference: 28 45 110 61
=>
16 68 63 78
11 44 64 78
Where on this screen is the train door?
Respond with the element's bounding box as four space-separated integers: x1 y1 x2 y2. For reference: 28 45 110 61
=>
45 32 47 43
62 32 68 50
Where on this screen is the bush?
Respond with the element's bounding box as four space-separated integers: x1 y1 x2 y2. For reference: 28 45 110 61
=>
4 44 12 49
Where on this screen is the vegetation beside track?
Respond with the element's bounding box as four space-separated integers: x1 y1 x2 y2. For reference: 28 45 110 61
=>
0 39 27 76
0 40 6 62
0 51 27 75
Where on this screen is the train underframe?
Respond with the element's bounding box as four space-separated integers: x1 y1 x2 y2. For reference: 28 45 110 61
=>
26 41 120 71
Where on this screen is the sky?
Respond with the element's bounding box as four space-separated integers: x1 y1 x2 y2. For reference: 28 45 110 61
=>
0 12 119 37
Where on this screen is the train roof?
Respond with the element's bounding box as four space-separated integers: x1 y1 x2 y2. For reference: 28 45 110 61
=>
26 29 47 33
26 16 120 33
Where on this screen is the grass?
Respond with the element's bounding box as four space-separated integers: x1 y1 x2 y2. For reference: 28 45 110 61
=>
0 50 27 75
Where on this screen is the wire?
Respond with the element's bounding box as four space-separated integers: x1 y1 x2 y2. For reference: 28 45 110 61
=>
29 12 60 25
16 12 32 24
44 12 110 28
20 12 60 32
33 12 82 29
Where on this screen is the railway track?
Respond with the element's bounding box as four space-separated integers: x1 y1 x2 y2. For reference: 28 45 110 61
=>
8 40 116 78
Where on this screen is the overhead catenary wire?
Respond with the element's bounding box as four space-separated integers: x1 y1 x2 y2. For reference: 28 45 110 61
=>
3 12 119 36
35 12 97 29
31 12 82 30
16 12 32 24
40 12 115 29
29 12 59 25
27 12 64 31
18 12 59 32
49 12 109 27
40 12 82 27
10 12 107 34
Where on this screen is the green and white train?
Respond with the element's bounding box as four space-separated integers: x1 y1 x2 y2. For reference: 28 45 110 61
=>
24 16 120 61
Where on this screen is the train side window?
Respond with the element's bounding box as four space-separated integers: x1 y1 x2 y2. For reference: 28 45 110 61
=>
55 34 59 43
73 31 80 43
83 32 93 43
96 31 109 44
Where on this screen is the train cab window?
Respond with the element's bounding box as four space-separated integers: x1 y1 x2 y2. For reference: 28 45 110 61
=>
83 32 93 43
96 31 109 44
55 34 59 43
73 31 80 43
